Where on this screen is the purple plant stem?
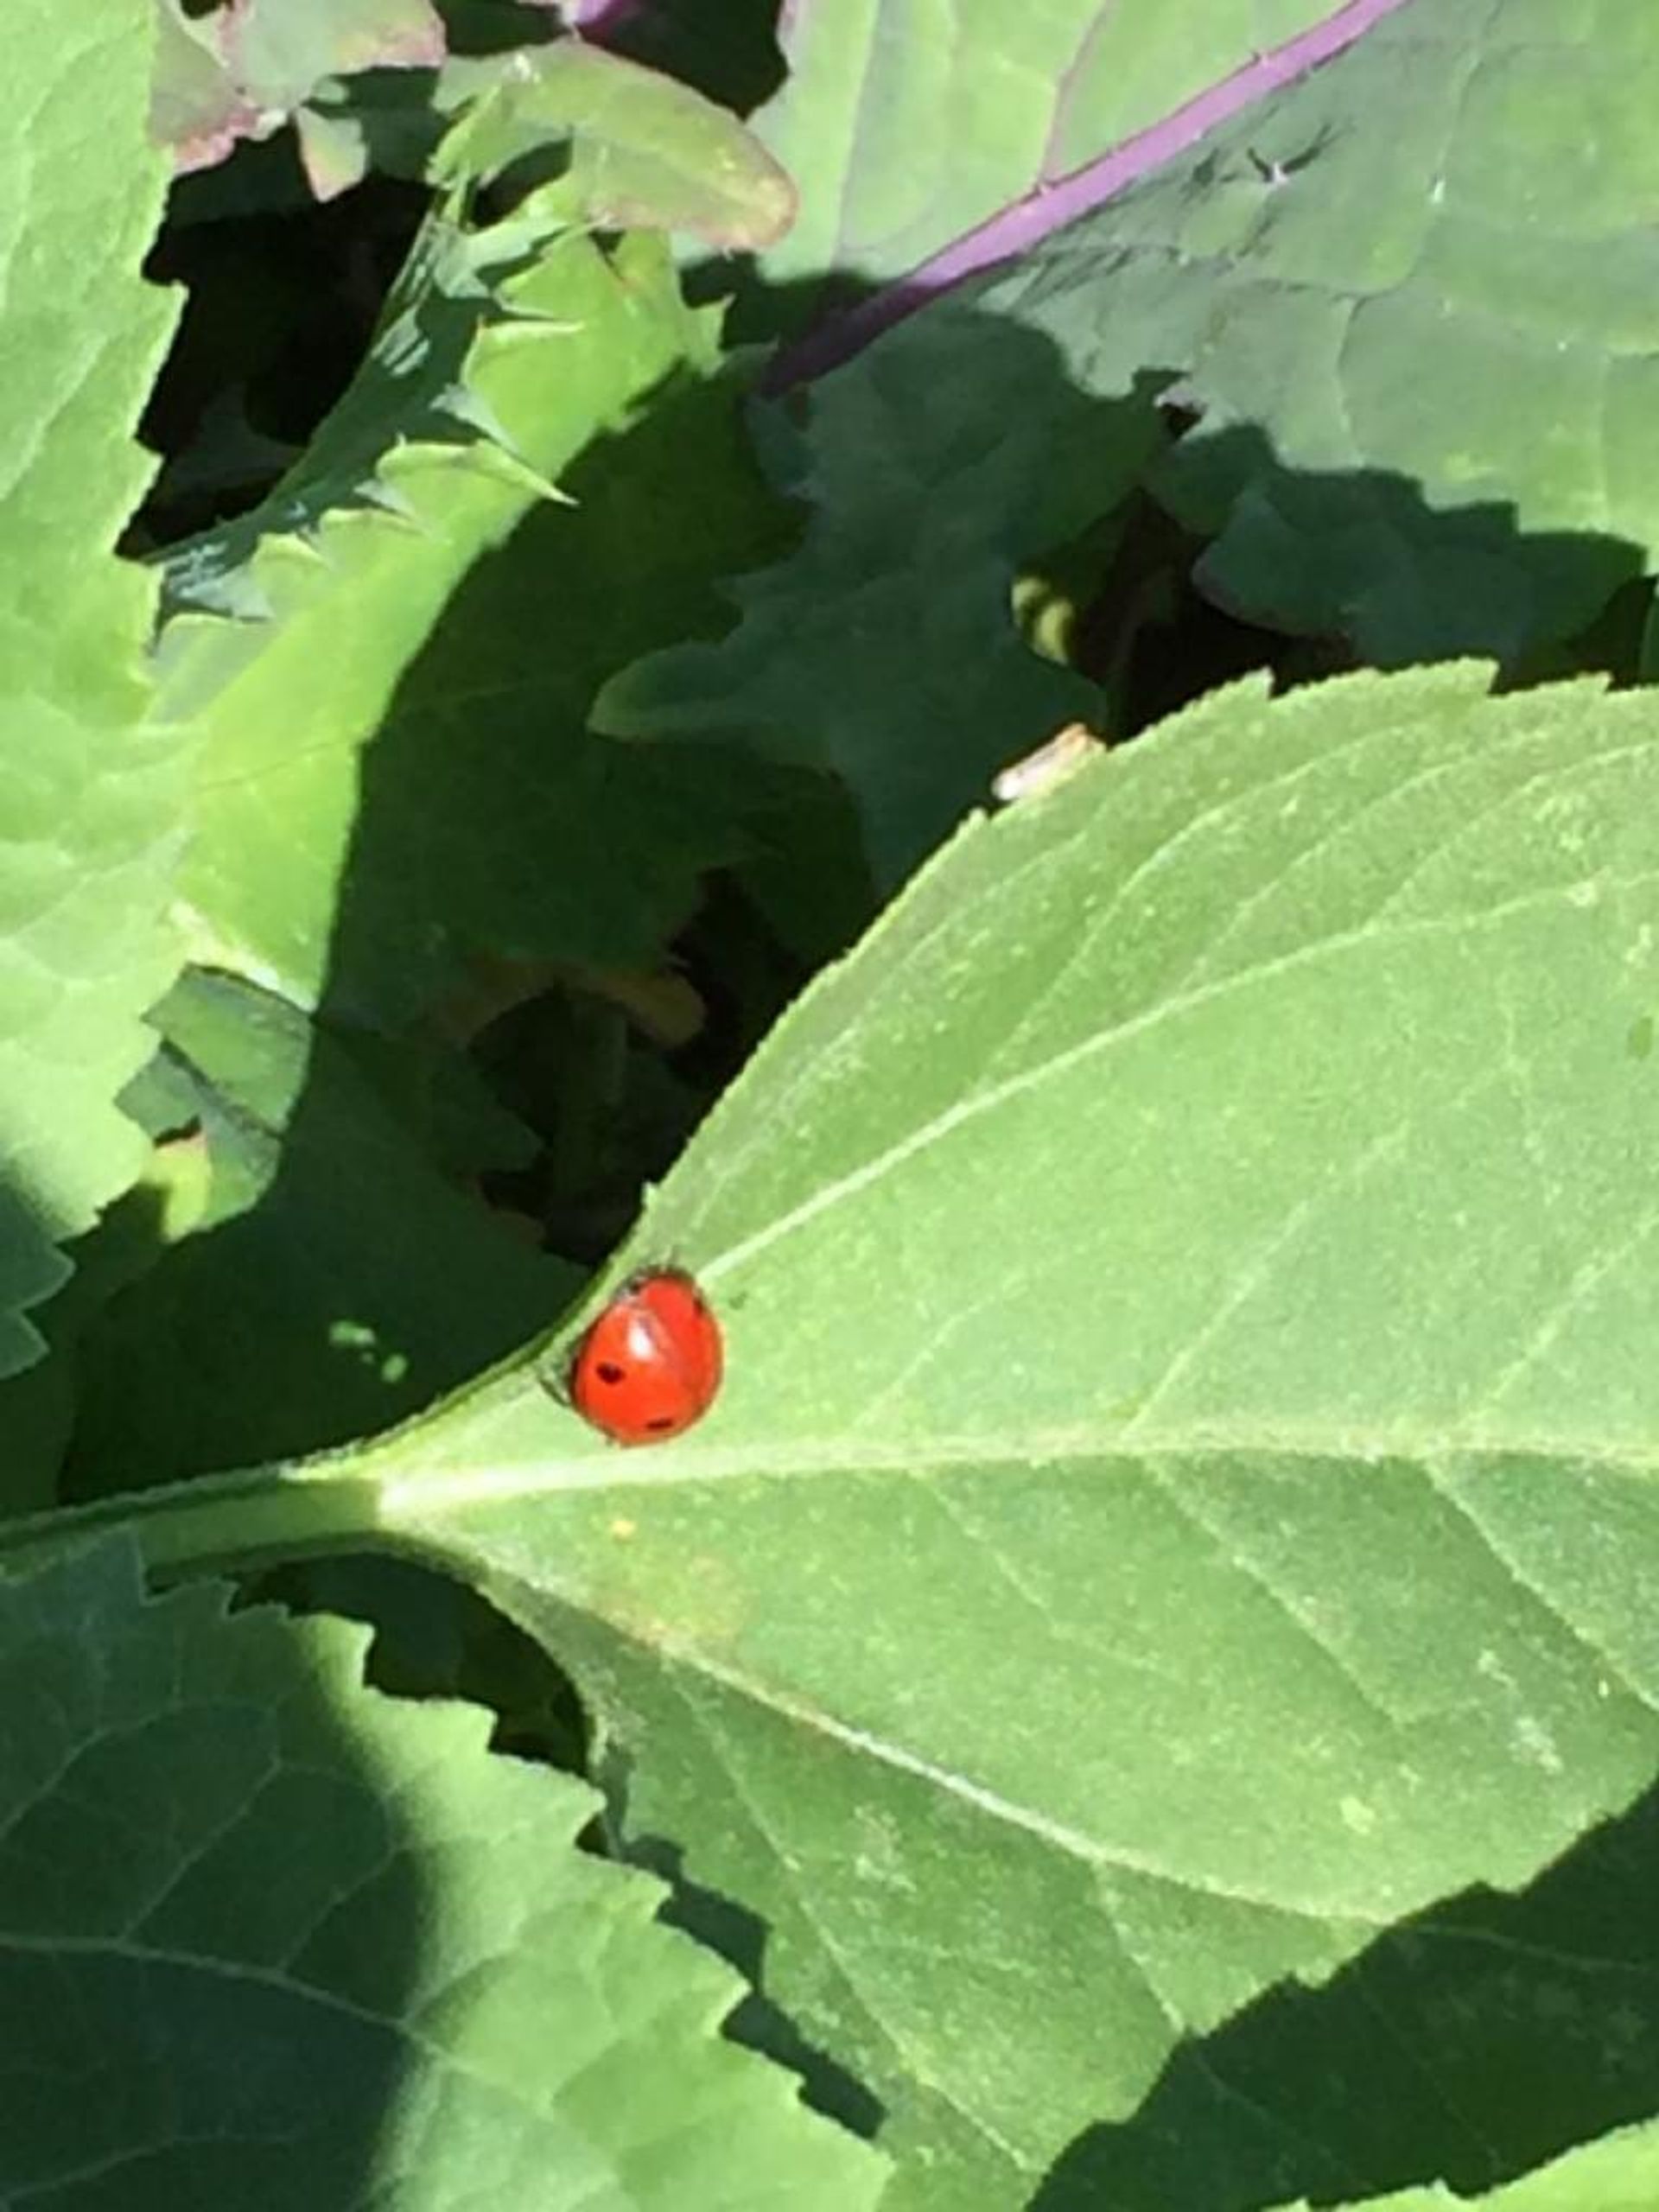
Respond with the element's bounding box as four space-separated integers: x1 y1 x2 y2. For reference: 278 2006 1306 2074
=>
766 0 1419 392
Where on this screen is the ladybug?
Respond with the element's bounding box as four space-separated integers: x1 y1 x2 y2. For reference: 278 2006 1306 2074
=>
566 1267 724 1446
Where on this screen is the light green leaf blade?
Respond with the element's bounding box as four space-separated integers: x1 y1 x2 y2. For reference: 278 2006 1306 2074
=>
159 213 786 1023
586 0 784 117
0 1536 887 2209
0 3 185 1375
151 0 444 176
753 0 1336 286
436 41 797 248
149 0 256 173
331 666 1659 2206
223 0 443 109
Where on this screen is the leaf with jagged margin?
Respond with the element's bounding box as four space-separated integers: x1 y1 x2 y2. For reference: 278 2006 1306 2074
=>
0 968 543 1514
436 39 797 247
0 3 186 1377
157 208 795 1025
310 665 1659 2209
0 1135 211 1517
750 0 1335 288
961 0 1659 664
56 969 570 1491
594 304 1165 890
0 1535 887 2210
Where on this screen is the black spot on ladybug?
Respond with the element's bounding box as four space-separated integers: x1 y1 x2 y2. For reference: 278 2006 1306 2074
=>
566 1266 725 1446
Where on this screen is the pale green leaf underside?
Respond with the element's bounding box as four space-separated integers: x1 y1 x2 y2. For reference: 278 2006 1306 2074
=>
330 666 1659 2204
0 1538 885 2209
0 3 184 1373
755 0 1332 285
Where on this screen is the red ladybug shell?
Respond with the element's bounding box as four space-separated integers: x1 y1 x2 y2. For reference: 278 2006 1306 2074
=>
568 1268 724 1446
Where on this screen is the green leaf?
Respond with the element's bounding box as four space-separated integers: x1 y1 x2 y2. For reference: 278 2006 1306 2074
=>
0 3 185 1375
594 309 1165 889
325 665 1659 2206
224 0 443 108
619 0 1659 831
1269 2120 1659 2212
1038 1767 1659 2204
436 41 797 248
0 1536 887 2209
31 667 1659 2202
58 969 569 1491
963 0 1659 660
751 0 1337 287
586 0 785 118
149 0 257 173
150 0 445 178
0 1131 213 1516
159 213 790 1024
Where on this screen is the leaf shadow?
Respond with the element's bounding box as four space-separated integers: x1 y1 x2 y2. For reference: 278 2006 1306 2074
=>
1037 1775 1659 2210
600 1755 888 2144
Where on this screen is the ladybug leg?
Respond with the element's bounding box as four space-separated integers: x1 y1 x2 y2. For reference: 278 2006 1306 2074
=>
537 1354 574 1408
